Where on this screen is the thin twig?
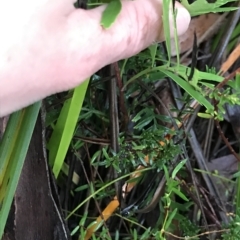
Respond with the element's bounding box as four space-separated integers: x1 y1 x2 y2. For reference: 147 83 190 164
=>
216 67 240 90
114 62 129 129
214 119 240 162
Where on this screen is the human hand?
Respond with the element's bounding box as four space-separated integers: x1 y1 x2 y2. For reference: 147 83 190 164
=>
0 0 190 117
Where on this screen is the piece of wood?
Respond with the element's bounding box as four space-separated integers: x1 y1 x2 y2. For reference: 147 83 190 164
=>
2 111 70 240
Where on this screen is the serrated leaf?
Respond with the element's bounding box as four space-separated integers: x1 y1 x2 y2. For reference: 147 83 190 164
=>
181 0 239 16
101 0 122 29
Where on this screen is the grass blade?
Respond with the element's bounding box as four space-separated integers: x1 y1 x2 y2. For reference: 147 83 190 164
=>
161 69 214 111
48 80 89 178
0 102 41 238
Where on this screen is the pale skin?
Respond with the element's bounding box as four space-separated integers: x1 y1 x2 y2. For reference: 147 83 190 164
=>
0 0 190 117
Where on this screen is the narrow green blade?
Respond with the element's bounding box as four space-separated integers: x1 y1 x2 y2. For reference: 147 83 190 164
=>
48 80 89 178
0 102 41 238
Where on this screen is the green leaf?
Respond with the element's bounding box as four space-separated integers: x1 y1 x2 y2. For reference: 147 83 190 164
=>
70 225 79 236
197 112 213 119
134 115 154 129
91 150 101 164
0 102 41 238
172 65 224 83
48 79 89 178
171 159 187 179
235 72 240 90
172 188 189 201
163 165 170 182
162 0 172 62
232 170 240 179
181 0 239 16
102 148 110 161
160 69 214 111
148 44 158 67
165 208 178 230
101 0 122 29
200 82 215 90
75 184 89 192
